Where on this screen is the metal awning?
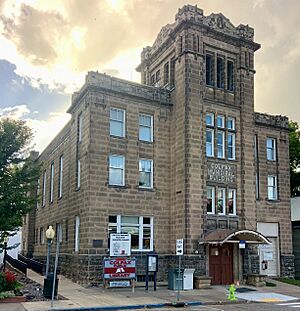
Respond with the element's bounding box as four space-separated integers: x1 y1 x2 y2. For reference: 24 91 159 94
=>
199 229 271 245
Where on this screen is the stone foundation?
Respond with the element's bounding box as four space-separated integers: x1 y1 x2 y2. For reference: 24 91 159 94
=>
33 253 206 286
243 245 260 276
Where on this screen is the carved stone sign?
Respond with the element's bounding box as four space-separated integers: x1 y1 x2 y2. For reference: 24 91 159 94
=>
207 162 236 183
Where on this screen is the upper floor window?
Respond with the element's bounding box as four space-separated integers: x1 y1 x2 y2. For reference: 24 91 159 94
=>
109 155 125 186
108 215 153 251
217 115 225 128
227 117 235 130
76 159 81 189
267 138 276 161
39 227 45 244
206 129 214 157
207 186 215 214
228 133 236 160
42 170 46 207
217 188 226 215
217 57 225 89
164 62 169 85
36 178 40 209
139 114 153 142
268 175 278 200
170 58 175 89
150 74 155 85
206 112 214 126
217 131 225 158
49 162 54 203
77 113 82 142
58 155 63 198
227 60 234 91
206 54 214 86
139 159 153 189
110 108 125 137
228 189 236 215
155 70 161 82
75 216 80 252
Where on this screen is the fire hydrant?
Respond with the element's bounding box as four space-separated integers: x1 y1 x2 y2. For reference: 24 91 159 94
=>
228 284 237 301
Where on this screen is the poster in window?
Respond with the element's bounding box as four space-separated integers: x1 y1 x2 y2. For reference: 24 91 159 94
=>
263 251 273 261
110 234 131 257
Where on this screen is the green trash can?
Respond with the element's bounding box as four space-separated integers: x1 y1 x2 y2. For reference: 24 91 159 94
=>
43 273 59 298
168 268 184 290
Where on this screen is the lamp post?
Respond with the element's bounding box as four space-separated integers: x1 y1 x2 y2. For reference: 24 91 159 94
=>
3 234 9 272
45 226 55 278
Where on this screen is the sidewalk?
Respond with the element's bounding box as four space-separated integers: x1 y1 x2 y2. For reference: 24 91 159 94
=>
21 270 300 311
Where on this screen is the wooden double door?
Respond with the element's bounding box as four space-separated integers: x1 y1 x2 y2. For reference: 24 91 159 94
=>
209 244 233 285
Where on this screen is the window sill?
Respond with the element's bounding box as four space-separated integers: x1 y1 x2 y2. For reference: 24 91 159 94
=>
267 199 280 203
108 184 127 189
139 140 154 144
110 135 126 140
138 187 154 192
75 187 81 192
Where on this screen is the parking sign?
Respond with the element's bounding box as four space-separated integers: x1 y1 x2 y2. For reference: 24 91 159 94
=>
176 239 184 255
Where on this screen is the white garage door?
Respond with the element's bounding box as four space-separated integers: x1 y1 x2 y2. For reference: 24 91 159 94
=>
259 237 278 277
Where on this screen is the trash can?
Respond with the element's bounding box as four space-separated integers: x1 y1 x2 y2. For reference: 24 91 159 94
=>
183 268 195 290
43 273 59 298
168 268 184 290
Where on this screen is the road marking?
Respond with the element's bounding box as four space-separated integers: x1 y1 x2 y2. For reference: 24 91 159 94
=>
261 298 282 302
277 302 300 306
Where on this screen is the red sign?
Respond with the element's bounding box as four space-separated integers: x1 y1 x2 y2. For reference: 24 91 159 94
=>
103 257 136 279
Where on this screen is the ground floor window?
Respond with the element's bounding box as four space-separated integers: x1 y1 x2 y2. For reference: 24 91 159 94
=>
108 215 153 251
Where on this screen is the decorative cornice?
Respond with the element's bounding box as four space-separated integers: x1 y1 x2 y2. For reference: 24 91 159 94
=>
254 112 289 130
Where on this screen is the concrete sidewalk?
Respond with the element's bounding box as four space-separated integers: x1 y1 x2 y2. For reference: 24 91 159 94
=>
21 270 300 311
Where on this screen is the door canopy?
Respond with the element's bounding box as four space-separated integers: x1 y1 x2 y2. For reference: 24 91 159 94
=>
200 229 271 245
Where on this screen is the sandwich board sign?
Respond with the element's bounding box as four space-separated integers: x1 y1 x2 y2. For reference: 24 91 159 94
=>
176 239 184 255
110 234 131 257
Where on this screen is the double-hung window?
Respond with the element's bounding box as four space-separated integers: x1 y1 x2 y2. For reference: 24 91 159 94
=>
217 131 225 158
49 162 54 203
217 188 226 214
227 60 234 91
268 175 278 200
217 57 225 88
228 189 236 215
207 186 215 214
139 114 153 142
42 170 46 207
267 138 276 161
139 159 153 189
110 108 125 137
206 54 214 86
108 215 153 251
58 155 63 198
76 159 81 189
206 129 214 157
228 133 236 160
109 155 125 186
78 113 82 142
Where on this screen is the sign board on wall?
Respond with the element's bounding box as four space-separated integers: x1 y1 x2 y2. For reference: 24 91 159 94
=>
103 257 136 279
110 234 131 257
207 162 236 183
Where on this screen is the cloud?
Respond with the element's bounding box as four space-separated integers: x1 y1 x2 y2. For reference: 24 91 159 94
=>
0 104 30 119
0 103 70 152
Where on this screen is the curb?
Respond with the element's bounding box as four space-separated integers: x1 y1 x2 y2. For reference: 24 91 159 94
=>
46 301 203 311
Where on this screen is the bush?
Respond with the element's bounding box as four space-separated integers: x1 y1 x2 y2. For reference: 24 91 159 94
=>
0 271 22 295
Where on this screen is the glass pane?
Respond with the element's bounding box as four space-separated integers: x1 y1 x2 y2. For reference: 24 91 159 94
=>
206 130 212 143
143 227 151 249
139 115 151 127
140 160 151 172
217 116 224 128
109 168 123 185
110 156 124 168
139 171 151 187
109 216 117 223
206 113 213 125
139 127 151 141
110 120 123 136
121 216 139 224
143 217 151 224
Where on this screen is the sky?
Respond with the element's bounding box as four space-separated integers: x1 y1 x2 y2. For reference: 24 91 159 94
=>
0 0 300 152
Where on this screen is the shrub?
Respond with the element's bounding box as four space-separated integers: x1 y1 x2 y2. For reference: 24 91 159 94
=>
0 273 6 292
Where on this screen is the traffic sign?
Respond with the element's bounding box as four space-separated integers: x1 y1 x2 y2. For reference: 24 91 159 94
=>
176 239 184 255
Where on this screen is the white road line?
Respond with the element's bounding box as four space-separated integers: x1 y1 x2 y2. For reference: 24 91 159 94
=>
277 302 300 306
289 306 300 308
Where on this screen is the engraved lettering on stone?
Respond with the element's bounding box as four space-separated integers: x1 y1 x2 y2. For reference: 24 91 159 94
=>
207 163 236 183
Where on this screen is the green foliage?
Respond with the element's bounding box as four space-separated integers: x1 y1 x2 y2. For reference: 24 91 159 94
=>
0 291 15 300
278 277 300 286
289 121 300 196
0 271 22 294
0 118 40 244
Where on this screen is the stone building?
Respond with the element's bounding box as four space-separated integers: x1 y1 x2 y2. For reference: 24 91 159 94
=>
23 5 294 285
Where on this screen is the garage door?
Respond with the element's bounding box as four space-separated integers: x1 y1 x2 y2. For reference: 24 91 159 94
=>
259 237 278 277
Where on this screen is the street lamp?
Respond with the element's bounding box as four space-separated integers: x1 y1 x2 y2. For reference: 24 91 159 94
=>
3 233 9 272
45 226 55 278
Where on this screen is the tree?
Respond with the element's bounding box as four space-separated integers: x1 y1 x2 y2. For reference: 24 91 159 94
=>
0 118 40 246
289 121 300 196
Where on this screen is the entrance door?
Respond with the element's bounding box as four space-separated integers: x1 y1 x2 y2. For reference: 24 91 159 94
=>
209 244 233 285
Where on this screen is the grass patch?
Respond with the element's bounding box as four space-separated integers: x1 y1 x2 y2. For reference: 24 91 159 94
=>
277 278 300 287
266 281 277 287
